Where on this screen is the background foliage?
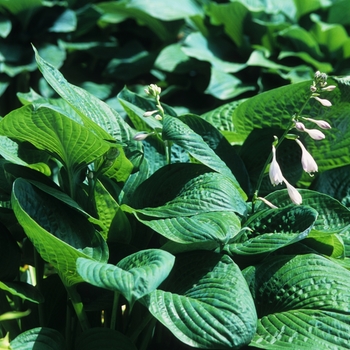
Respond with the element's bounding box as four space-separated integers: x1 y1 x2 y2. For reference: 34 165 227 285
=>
2 0 350 116
1 1 350 350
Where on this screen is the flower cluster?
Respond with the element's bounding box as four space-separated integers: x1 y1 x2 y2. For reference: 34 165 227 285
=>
267 71 335 205
133 84 164 142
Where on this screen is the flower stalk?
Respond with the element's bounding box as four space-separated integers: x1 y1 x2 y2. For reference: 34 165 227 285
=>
252 71 335 211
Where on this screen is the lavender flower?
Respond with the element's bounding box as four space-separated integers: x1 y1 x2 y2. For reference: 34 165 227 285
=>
269 145 284 186
283 177 302 205
295 139 318 175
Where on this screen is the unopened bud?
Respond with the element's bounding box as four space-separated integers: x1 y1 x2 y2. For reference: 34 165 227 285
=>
321 85 336 92
295 122 306 131
302 117 331 129
312 96 332 107
133 132 149 141
143 110 158 117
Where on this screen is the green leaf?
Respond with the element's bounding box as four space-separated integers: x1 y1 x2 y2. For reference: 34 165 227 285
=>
260 189 350 233
247 254 350 349
32 45 142 169
311 164 350 208
10 327 65 350
154 43 192 73
278 25 324 59
205 67 255 100
141 251 257 349
75 328 137 350
131 164 246 217
247 50 290 71
178 113 251 193
121 0 204 21
12 179 108 286
162 115 244 190
181 32 246 73
139 211 242 246
96 1 175 41
310 13 349 54
0 104 111 174
77 249 175 306
0 281 43 304
0 136 27 166
48 9 76 33
226 205 317 256
206 2 249 47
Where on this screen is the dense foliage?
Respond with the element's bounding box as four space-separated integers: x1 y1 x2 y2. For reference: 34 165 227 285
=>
2 0 350 116
1 1 350 350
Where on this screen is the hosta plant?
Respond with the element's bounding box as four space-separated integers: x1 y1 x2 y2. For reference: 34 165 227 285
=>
0 46 350 350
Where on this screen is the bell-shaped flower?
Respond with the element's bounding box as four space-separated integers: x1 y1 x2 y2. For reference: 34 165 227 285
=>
304 128 325 140
312 96 332 107
295 139 318 175
302 117 331 130
283 177 302 205
269 145 284 186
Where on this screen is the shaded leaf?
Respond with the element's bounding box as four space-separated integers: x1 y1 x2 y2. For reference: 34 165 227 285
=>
10 327 65 350
12 179 108 286
141 251 257 349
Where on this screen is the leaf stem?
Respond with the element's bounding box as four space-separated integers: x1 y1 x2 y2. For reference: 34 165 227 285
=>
65 284 90 332
110 291 120 330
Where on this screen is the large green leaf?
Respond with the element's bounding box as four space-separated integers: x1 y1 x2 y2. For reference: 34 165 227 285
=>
225 205 317 256
246 254 350 349
178 113 250 193
123 164 246 245
10 327 65 350
33 46 142 169
0 104 111 174
141 251 257 349
259 189 350 257
76 249 175 307
12 179 108 286
162 114 244 190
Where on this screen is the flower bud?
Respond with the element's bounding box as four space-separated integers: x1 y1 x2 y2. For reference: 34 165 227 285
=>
310 85 317 92
312 96 332 107
283 177 302 205
133 132 149 141
295 122 306 131
321 85 336 91
143 110 158 117
144 84 161 97
304 128 325 140
302 117 331 129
